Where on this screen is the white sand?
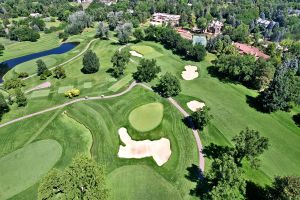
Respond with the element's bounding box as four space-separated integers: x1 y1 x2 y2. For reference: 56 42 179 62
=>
187 100 205 112
130 50 143 58
117 128 171 166
181 65 199 80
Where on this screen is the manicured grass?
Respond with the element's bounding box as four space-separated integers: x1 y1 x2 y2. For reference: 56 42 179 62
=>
108 165 182 200
131 45 163 58
83 82 92 88
14 57 58 75
30 89 50 98
58 85 74 93
129 102 164 132
134 41 300 185
0 139 62 200
108 74 133 92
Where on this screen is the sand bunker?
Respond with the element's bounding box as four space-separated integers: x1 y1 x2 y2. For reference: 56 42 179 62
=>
130 50 143 58
181 65 199 80
26 82 51 93
117 128 171 166
187 100 205 112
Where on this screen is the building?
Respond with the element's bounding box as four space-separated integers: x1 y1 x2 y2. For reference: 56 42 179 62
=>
256 18 271 27
234 42 270 60
99 0 117 5
29 13 42 18
150 13 180 26
206 20 223 35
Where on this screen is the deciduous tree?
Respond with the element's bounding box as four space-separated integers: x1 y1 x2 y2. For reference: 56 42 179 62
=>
133 59 161 82
191 106 213 130
156 72 181 97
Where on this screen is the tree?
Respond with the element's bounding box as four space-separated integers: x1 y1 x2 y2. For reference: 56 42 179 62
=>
65 11 92 35
196 17 208 31
15 88 27 107
82 50 100 74
232 128 269 167
191 106 213 130
133 59 161 82
187 44 207 61
133 28 145 42
38 155 109 200
53 66 66 79
115 23 133 44
258 66 294 112
111 48 130 77
0 43 4 56
64 88 80 98
36 59 48 76
0 93 9 120
3 78 25 90
231 23 250 43
96 21 109 39
156 72 181 97
204 154 246 200
269 176 300 200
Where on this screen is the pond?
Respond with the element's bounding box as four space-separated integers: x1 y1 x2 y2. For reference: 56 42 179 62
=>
0 42 79 82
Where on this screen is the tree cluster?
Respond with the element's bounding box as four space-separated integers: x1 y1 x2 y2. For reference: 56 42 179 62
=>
38 154 109 200
144 25 206 62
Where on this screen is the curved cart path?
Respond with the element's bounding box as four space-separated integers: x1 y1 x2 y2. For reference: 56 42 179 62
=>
0 82 205 174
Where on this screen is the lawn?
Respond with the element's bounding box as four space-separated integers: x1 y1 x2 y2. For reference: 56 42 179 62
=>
0 139 62 200
129 102 164 132
0 32 299 199
132 41 300 185
0 87 198 200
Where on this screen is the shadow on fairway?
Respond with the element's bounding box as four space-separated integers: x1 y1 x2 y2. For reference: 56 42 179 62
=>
293 113 300 127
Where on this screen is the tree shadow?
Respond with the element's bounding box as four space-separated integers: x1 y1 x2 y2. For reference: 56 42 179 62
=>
185 164 208 198
182 116 195 129
246 181 269 200
202 143 233 159
293 113 300 127
245 95 268 113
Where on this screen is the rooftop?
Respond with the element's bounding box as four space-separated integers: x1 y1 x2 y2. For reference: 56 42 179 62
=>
234 42 270 60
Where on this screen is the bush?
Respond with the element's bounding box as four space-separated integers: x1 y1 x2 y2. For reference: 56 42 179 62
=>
64 88 80 98
18 72 29 78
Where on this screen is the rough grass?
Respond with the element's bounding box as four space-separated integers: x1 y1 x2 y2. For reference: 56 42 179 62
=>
129 102 164 132
0 139 62 200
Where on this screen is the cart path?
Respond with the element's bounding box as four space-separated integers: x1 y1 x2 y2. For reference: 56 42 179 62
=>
0 81 205 174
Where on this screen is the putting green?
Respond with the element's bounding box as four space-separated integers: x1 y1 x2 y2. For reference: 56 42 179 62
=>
108 165 182 200
129 102 163 132
131 45 163 58
0 139 62 200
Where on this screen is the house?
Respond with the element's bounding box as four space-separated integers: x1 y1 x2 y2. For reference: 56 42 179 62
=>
29 13 42 18
256 18 271 27
99 0 117 5
176 28 193 40
206 20 223 35
234 42 270 60
150 13 180 26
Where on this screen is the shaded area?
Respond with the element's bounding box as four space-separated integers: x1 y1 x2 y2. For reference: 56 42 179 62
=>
293 113 300 127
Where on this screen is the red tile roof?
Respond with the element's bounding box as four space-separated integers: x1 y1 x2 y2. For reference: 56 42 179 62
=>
234 42 270 60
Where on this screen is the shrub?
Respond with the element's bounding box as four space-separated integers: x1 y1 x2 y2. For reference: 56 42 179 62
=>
64 88 80 98
18 72 29 78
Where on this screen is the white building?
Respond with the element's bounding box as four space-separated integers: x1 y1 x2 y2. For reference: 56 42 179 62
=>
150 13 180 26
30 13 42 18
206 20 223 35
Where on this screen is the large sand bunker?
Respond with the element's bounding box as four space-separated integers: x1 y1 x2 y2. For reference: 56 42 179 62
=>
187 100 205 112
117 128 171 166
181 65 199 80
130 50 143 58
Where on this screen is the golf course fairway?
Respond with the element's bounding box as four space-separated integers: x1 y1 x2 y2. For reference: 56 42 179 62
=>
108 165 182 200
129 102 164 132
0 139 62 200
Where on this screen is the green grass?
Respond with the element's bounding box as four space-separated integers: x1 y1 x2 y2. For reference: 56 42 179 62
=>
30 89 50 98
14 57 58 75
0 139 62 200
108 74 133 92
83 82 92 88
129 102 164 132
108 165 182 200
58 85 74 93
